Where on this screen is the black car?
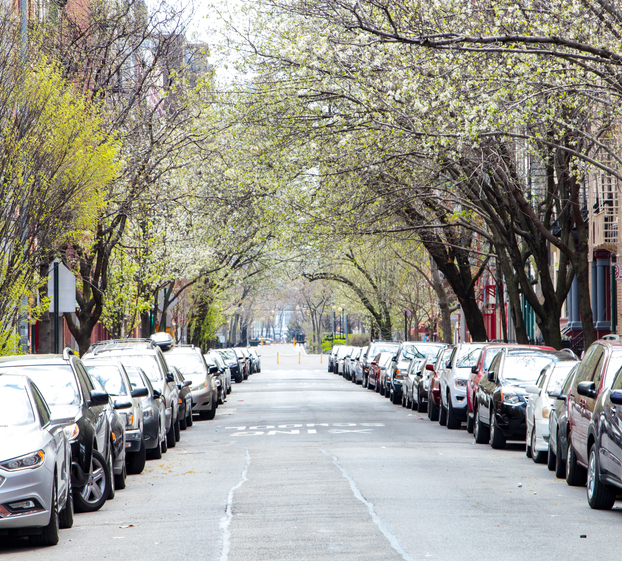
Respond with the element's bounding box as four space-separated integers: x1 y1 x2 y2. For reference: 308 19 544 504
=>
474 349 574 449
0 350 116 513
547 364 577 477
219 349 242 383
585 364 622 509
171 366 193 430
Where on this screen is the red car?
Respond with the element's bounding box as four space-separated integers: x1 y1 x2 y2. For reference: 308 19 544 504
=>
428 346 453 421
368 352 395 393
466 343 554 433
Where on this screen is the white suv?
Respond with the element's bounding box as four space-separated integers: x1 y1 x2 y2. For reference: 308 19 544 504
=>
439 343 485 429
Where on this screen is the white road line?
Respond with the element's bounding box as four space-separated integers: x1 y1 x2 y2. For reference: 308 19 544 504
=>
219 448 250 561
321 449 416 561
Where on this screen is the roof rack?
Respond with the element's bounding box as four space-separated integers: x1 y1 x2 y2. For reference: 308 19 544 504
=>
87 339 157 354
62 348 76 360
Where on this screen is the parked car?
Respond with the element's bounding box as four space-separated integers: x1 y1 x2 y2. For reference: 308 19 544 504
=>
547 364 578 477
584 363 622 509
0 351 116 513
466 344 553 433
328 346 340 373
0 374 73 545
368 352 395 392
565 339 622 487
83 359 148 476
84 339 180 451
474 348 574 449
401 358 426 409
219 349 243 383
124 366 168 459
248 348 261 373
390 342 445 407
171 366 193 429
439 343 486 429
335 345 354 378
208 351 232 396
352 346 367 384
428 346 454 421
233 348 250 379
362 341 400 388
204 354 226 405
163 345 218 421
525 358 579 463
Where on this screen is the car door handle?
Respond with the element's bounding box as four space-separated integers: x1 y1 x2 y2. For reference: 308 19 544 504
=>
611 406 617 415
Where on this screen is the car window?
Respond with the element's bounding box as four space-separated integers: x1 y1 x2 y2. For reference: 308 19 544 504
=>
0 379 35 426
1 365 81 407
116 355 163 383
30 383 51 426
611 365 622 391
483 348 503 371
85 365 130 396
488 353 502 376
501 355 555 383
574 344 605 386
603 352 622 390
455 346 483 368
545 362 578 395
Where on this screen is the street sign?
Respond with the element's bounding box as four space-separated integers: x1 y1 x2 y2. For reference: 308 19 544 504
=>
48 260 76 313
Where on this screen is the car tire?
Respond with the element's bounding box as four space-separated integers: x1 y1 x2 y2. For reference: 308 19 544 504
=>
466 413 474 434
587 443 616 510
547 441 556 471
417 390 426 413
489 411 506 449
446 396 460 429
379 383 384 396
532 428 547 464
555 431 565 478
114 460 127 489
127 439 146 475
106 450 115 501
174 418 181 442
149 436 163 460
74 449 110 513
401 392 407 407
167 420 177 448
566 440 587 486
439 401 447 426
429 399 439 422
31 481 59 546
526 427 533 458
474 409 489 444
161 428 168 453
187 406 194 427
58 485 74 530
180 411 188 430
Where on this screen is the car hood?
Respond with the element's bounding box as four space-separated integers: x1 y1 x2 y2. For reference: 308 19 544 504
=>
0 425 49 463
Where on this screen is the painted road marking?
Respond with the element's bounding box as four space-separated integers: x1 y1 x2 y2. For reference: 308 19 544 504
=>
226 422 384 437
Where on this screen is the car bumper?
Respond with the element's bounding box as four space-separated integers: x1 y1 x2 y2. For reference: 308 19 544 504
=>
142 417 160 450
125 429 143 453
0 467 52 530
494 404 527 440
191 386 214 412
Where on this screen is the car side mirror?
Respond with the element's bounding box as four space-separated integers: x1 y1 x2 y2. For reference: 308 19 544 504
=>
610 390 622 405
392 356 397 362
113 400 132 410
525 385 540 395
209 365 218 375
445 360 452 369
426 363 434 371
183 380 192 388
577 381 597 398
471 365 478 374
166 372 175 383
487 371 495 382
131 387 148 398
89 390 109 406
153 389 162 399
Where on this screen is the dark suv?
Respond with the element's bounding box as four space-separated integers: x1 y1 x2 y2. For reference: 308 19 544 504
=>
0 350 118 513
362 341 400 388
83 339 180 451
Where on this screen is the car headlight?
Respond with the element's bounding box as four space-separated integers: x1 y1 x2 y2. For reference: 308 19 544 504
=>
143 406 154 420
503 393 522 405
63 423 80 442
0 450 45 471
454 379 468 388
125 413 135 428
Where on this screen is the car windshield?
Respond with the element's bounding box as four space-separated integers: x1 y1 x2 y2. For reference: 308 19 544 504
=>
455 346 485 368
604 352 622 389
378 353 394 368
502 355 556 383
0 365 81 407
165 353 207 384
210 354 225 369
220 350 236 362
402 345 442 361
85 365 129 396
370 344 399 357
546 362 578 395
0 380 35 426
483 348 503 370
114 355 163 384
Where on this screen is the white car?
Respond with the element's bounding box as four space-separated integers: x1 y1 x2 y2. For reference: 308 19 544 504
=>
525 359 579 463
0 374 73 545
439 343 486 429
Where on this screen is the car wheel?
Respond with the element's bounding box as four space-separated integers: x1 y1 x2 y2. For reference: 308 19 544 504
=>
114 459 127 489
555 431 565 478
417 390 426 413
446 396 460 429
490 411 506 449
439 401 447 426
587 443 616 510
566 440 587 486
167 419 177 448
547 440 556 471
532 428 547 464
174 418 181 442
127 439 146 474
391 390 400 404
474 409 489 444
106 450 115 500
187 405 194 427
58 485 74 530
161 427 168 453
379 383 384 396
31 480 59 546
466 413 474 434
74 449 110 513
149 432 163 459
429 398 439 422
525 427 533 458
180 411 188 430
401 392 407 407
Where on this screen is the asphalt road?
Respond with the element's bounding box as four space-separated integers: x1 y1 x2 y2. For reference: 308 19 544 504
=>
2 343 621 560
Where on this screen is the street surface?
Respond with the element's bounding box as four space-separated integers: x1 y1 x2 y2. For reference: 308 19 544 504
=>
2 344 621 560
